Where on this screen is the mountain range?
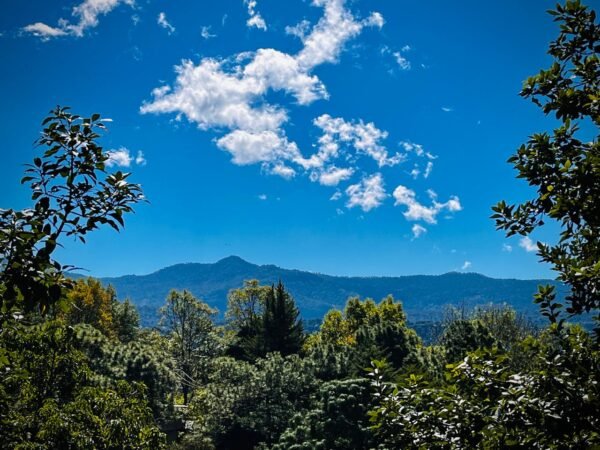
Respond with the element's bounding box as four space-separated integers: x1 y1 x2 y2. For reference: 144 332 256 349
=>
84 256 569 327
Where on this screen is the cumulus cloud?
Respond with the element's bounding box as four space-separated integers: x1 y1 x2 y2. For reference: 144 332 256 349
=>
312 166 354 186
258 193 267 200
412 224 427 239
346 173 387 212
157 12 175 34
461 261 472 270
141 0 382 179
245 0 267 31
519 236 538 253
24 0 135 39
307 114 403 169
106 148 146 168
393 186 461 224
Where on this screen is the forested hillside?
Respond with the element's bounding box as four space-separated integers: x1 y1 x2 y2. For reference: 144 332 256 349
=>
89 256 570 325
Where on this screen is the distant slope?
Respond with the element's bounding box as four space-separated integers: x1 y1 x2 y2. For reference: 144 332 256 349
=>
85 256 569 327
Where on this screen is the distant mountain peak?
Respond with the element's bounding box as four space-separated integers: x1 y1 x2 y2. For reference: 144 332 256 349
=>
215 255 254 266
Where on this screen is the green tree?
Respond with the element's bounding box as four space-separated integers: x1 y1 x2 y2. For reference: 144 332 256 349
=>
273 378 375 450
64 278 118 338
112 298 140 343
0 107 144 315
262 281 304 356
0 320 166 449
160 290 219 404
186 354 318 450
491 0 600 324
224 279 270 360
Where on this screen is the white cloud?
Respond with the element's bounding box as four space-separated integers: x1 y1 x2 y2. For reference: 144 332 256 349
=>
245 0 267 31
216 130 301 166
312 166 354 186
330 191 342 201
519 236 538 253
271 164 296 179
135 150 146 166
201 26 216 39
441 106 453 112
258 194 267 200
502 243 513 252
461 261 472 270
307 114 402 169
393 185 461 224
285 20 311 40
382 45 411 71
22 23 67 40
106 148 133 167
24 0 135 39
295 0 382 70
141 0 382 180
424 161 433 178
106 148 146 168
393 51 411 70
412 224 427 239
364 12 385 28
157 12 175 34
345 173 387 212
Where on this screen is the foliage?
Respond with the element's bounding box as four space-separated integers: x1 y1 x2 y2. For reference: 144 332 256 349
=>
369 325 600 449
75 324 177 419
64 277 118 338
186 354 318 450
0 107 144 315
225 279 270 332
273 378 375 450
491 0 600 321
262 281 304 357
0 320 165 449
225 280 304 361
160 290 220 404
306 295 433 377
440 317 496 364
112 297 140 343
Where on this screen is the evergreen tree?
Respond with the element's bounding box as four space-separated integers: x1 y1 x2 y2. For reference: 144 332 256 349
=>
262 281 304 356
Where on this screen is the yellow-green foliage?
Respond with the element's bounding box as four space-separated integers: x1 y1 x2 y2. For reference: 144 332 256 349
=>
305 295 407 351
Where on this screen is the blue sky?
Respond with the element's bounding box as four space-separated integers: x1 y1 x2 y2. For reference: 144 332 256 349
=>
0 0 577 279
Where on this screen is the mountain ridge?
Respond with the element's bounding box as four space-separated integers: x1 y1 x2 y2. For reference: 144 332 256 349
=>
80 256 568 326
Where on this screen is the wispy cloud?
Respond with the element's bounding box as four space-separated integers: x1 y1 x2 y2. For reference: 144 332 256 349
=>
412 224 427 239
201 26 216 39
441 106 453 113
258 194 267 200
23 0 135 39
381 45 411 71
157 12 175 35
502 243 513 252
461 261 472 270
245 0 267 31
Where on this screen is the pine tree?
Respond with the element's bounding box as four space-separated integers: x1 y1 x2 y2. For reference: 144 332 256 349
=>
262 281 304 356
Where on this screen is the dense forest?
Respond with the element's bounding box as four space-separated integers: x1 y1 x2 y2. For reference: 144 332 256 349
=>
1 1 599 449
